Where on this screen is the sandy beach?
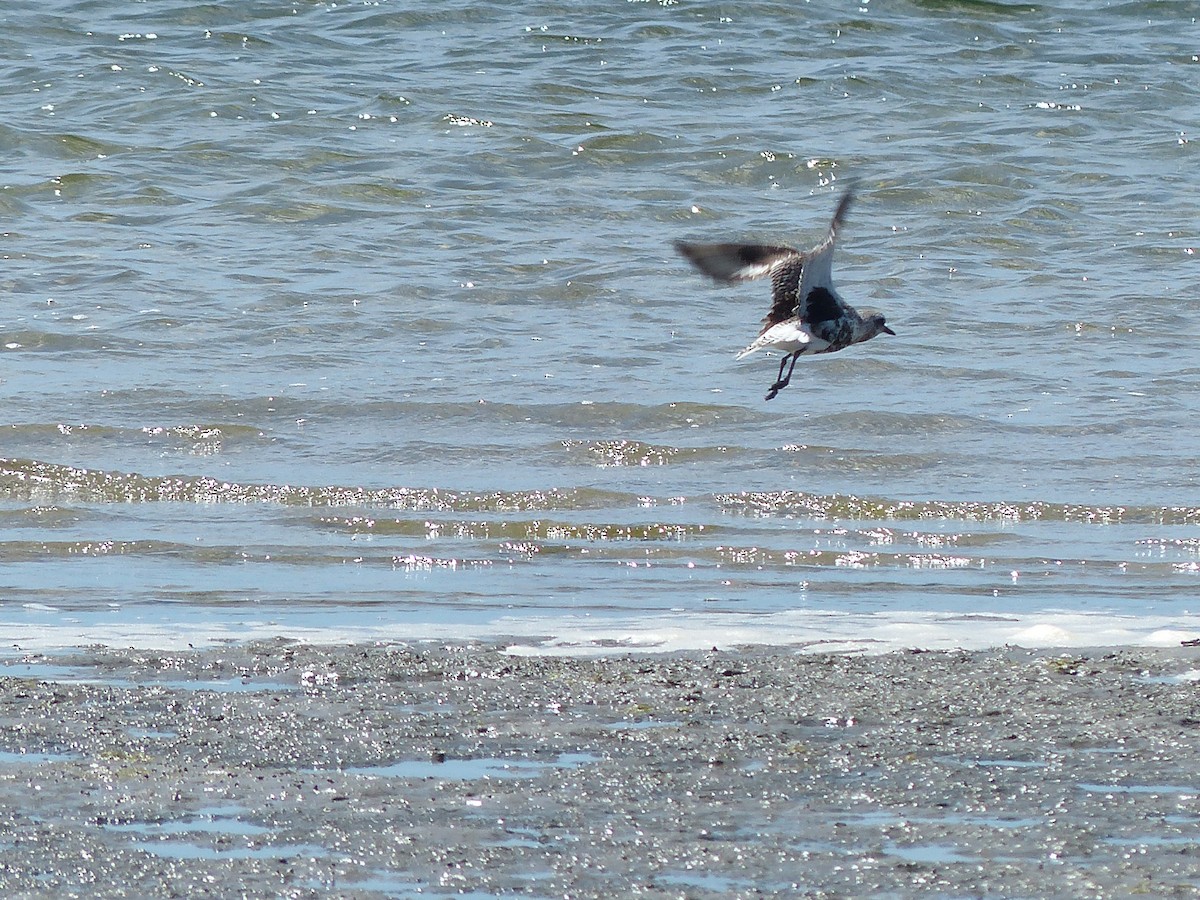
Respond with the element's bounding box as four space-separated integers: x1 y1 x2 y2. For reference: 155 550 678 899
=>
3 640 1200 898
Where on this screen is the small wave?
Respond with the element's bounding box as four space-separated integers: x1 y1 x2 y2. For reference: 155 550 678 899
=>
0 458 630 511
316 515 716 542
2 423 266 456
715 491 1200 526
562 438 735 467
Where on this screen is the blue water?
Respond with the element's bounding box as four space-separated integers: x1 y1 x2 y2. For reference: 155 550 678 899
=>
1 1 1198 652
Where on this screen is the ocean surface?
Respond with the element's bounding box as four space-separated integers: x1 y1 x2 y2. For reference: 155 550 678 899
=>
1 0 1198 654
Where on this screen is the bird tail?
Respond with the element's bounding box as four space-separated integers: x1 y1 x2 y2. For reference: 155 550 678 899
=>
734 343 760 361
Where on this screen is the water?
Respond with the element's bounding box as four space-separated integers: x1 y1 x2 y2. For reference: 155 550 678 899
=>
1 1 1198 654
344 752 597 780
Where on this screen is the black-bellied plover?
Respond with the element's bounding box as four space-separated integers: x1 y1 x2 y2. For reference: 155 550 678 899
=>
675 186 894 401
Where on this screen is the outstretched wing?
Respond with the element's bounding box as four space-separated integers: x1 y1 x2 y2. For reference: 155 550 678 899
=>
795 186 854 325
674 241 802 333
673 242 799 283
675 184 857 336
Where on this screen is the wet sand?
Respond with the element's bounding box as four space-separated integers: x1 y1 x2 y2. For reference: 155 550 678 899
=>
2 640 1200 898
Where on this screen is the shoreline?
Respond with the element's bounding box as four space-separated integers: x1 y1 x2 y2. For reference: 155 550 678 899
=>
3 606 1200 658
3 640 1200 897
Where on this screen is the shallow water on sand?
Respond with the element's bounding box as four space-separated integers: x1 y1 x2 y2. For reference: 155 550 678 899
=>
1 1 1198 652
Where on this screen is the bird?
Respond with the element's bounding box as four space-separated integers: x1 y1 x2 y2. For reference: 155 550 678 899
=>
675 186 894 401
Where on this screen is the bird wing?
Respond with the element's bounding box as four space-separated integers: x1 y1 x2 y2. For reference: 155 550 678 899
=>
673 242 799 283
674 242 802 333
794 187 854 326
675 184 856 337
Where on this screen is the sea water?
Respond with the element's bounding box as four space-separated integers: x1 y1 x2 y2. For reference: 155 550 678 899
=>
1 0 1198 653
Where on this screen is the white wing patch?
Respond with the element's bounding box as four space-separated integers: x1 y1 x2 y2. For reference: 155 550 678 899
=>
728 259 786 280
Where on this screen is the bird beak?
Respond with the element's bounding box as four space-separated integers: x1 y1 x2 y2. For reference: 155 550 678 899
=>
883 325 896 336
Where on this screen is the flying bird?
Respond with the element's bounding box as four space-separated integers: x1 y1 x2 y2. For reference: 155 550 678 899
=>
675 186 894 401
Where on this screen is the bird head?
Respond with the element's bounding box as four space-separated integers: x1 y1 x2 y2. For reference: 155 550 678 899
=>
866 313 895 339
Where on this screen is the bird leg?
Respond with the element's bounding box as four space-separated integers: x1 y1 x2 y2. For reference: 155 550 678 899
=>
764 352 800 401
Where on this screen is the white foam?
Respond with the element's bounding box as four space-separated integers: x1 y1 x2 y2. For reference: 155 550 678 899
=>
1 607 1198 657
